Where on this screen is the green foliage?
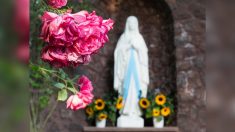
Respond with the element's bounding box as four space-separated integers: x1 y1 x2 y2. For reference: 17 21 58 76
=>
39 96 50 109
57 89 68 101
145 108 152 119
30 63 79 131
105 93 118 126
68 0 93 12
54 82 66 89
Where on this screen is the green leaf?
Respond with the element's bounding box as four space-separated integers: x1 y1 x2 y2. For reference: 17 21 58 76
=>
57 89 68 101
72 75 80 81
30 65 39 71
39 95 49 109
67 87 77 93
146 108 152 118
54 82 65 89
59 69 66 79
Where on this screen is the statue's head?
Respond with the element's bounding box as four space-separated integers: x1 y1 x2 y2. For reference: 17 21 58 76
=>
126 16 139 32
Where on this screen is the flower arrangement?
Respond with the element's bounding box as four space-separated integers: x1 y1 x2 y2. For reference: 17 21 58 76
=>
85 91 118 126
85 98 108 122
139 92 174 126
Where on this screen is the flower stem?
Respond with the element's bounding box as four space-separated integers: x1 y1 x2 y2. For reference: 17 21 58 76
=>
42 100 58 128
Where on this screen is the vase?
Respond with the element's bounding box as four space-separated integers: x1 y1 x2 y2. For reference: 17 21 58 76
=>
153 116 164 128
96 119 106 128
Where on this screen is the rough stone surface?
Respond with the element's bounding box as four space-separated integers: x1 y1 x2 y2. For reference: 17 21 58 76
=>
45 0 205 132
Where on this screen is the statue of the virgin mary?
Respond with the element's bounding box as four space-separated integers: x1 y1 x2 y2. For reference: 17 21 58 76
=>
114 16 149 127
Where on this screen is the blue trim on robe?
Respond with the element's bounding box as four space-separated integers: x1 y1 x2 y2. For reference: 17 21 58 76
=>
123 48 142 101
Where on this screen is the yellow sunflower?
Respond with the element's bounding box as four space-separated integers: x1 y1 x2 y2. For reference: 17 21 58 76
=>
116 96 123 110
139 98 150 109
98 113 108 121
85 107 94 116
95 99 105 111
155 94 166 105
161 107 171 117
152 108 160 117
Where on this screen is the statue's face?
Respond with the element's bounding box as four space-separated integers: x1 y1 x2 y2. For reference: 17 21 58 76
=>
128 18 138 31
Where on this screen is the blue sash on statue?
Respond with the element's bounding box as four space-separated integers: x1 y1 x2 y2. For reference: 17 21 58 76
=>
123 48 142 101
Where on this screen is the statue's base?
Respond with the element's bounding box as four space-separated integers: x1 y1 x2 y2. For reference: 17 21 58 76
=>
117 115 144 128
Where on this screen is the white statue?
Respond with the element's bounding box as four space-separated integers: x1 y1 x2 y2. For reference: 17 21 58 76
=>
114 16 149 128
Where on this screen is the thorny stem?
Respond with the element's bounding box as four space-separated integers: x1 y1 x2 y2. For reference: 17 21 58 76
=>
39 67 78 93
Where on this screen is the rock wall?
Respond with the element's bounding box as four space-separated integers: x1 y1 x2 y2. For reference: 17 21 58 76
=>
45 0 205 132
167 0 206 132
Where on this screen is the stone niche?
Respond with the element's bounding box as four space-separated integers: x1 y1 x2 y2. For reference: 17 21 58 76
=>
78 0 177 126
46 0 206 131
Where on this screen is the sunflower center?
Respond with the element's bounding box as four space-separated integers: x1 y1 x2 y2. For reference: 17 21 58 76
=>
143 101 147 105
118 100 122 104
159 97 163 101
98 102 102 106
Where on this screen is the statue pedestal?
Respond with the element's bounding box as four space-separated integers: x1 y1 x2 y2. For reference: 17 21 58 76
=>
117 115 144 128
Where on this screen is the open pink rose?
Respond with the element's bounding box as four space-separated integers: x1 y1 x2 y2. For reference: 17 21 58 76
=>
78 91 94 104
66 75 94 111
77 75 94 104
66 91 94 111
66 94 86 110
40 11 114 67
78 75 93 91
48 0 67 8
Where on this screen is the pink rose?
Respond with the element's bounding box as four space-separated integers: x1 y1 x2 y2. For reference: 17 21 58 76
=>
66 94 86 110
41 46 91 67
66 75 94 111
48 0 67 8
78 91 94 104
78 75 93 91
40 11 114 67
66 91 94 111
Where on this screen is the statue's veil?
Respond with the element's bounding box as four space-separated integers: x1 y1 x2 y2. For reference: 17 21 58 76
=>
124 16 140 37
116 16 142 49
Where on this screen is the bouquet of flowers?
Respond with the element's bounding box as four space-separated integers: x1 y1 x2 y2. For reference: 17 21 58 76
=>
85 91 119 127
85 98 108 127
139 91 174 127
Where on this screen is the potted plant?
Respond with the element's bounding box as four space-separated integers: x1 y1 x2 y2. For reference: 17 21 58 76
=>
139 93 174 128
85 91 119 127
88 98 107 127
85 98 108 128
